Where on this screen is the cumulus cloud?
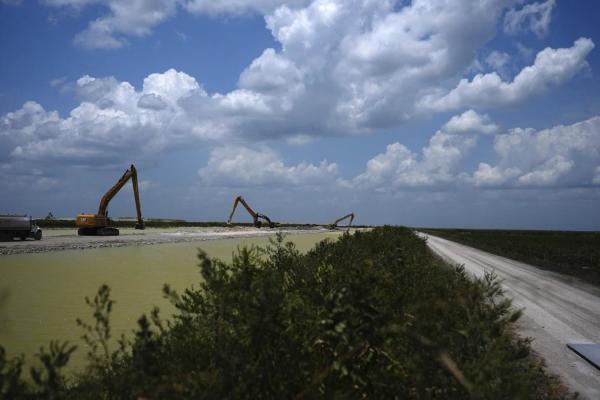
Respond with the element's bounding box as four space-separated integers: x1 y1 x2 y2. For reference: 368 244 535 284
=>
138 93 168 110
471 116 600 187
198 146 338 187
484 50 511 79
421 38 595 111
485 51 510 71
504 0 555 38
36 1 534 129
471 163 521 187
352 111 489 190
0 70 208 165
353 113 600 192
442 110 500 135
184 0 311 16
4 0 596 173
45 0 180 49
43 0 311 48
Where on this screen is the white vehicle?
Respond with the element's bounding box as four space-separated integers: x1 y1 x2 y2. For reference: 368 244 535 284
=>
0 215 42 241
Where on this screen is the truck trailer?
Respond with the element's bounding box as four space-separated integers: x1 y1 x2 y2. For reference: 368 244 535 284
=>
0 215 42 241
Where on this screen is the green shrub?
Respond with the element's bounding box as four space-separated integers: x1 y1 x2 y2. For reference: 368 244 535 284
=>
0 227 570 399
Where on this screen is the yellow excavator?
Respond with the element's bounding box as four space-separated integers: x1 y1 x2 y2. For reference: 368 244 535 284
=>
327 213 355 231
76 164 145 236
227 195 275 228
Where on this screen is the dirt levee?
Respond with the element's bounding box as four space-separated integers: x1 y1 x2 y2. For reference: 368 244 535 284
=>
0 226 328 256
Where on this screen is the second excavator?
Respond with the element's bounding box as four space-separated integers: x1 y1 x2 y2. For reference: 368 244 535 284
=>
227 195 275 228
76 164 145 236
327 213 355 231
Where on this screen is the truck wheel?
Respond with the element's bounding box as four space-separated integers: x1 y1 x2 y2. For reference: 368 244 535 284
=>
34 230 42 240
20 235 27 241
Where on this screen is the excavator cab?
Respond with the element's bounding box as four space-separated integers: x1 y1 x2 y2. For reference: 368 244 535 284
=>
76 164 145 236
227 195 276 228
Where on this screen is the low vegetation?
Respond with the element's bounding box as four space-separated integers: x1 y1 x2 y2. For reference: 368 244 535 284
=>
1 227 570 399
422 228 600 286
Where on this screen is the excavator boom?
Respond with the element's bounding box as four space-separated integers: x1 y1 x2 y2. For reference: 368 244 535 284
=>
327 213 354 231
76 164 145 235
227 195 275 228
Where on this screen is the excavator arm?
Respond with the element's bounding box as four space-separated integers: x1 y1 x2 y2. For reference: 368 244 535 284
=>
76 164 144 235
96 164 144 229
327 213 354 231
227 195 275 228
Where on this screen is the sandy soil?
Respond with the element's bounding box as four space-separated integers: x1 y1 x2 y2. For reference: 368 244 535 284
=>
423 233 600 400
0 226 329 256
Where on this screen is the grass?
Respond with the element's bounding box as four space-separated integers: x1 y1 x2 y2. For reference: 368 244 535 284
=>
0 227 571 399
421 228 600 286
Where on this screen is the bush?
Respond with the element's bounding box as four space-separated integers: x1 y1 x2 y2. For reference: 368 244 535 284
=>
0 227 570 399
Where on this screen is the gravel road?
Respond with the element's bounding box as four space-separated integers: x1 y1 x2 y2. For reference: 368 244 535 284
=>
423 233 600 399
0 226 327 256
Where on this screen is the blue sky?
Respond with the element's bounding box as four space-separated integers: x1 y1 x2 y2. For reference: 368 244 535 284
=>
1 0 600 229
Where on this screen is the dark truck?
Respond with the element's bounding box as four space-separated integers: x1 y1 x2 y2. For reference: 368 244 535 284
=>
0 215 42 241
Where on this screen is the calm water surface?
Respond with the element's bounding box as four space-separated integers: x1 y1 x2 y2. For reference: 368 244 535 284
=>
0 231 341 372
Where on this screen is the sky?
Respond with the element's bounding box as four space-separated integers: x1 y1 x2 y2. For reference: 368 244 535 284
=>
1 0 600 229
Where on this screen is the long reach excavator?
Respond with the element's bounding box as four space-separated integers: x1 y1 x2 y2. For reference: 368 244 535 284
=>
327 213 355 231
76 164 145 236
227 195 275 228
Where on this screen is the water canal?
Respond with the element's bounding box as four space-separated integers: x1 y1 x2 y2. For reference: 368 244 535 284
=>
0 230 342 372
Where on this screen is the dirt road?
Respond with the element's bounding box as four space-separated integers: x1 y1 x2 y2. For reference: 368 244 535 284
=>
423 233 600 399
0 226 327 256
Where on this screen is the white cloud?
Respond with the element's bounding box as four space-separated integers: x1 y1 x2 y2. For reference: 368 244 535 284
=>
442 109 500 135
504 0 555 38
517 155 573 186
138 93 168 110
352 142 417 189
353 114 600 192
485 50 511 79
49 76 67 88
238 48 303 95
485 51 510 71
472 116 600 187
42 0 99 6
184 0 311 16
471 163 521 187
48 0 180 49
421 38 595 111
43 0 311 48
198 146 338 187
0 70 208 165
4 0 596 174
353 112 484 190
36 1 535 131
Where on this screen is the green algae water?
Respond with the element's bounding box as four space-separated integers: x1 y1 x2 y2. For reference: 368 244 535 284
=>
0 231 342 373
